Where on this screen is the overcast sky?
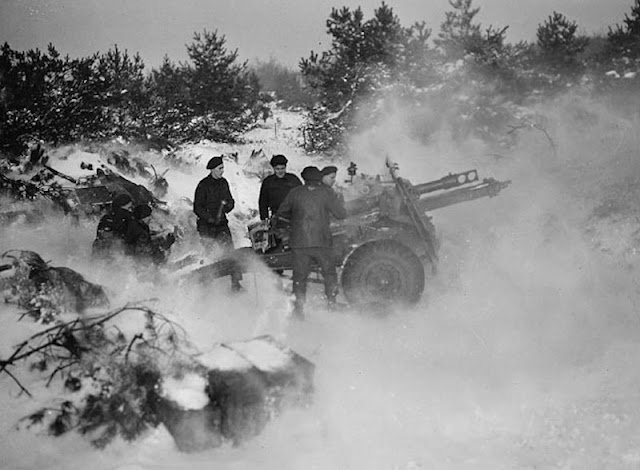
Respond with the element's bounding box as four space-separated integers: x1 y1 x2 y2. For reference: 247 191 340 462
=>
0 0 633 68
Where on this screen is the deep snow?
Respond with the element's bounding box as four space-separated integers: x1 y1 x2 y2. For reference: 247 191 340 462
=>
2 102 640 469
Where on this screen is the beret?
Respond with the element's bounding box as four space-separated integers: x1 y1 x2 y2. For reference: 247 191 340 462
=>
112 193 132 209
133 204 152 219
270 154 288 166
206 156 224 169
301 166 322 183
321 165 338 176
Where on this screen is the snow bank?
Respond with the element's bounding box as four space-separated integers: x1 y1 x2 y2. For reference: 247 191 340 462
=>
161 373 209 410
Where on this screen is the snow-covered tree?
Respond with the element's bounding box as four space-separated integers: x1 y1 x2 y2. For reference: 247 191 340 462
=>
299 2 434 151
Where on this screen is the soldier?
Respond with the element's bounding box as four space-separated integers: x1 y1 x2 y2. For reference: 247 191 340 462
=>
193 156 243 291
131 204 176 265
321 166 338 188
92 193 137 261
277 166 347 318
258 154 302 220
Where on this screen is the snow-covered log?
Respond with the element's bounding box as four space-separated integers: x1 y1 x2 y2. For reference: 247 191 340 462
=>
158 335 314 452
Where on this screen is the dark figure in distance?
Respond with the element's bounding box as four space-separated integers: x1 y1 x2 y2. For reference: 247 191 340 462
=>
92 193 139 261
193 156 243 291
131 204 176 265
258 154 302 221
276 166 347 318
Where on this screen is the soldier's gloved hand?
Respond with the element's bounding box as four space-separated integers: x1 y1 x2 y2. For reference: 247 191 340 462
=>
165 233 176 247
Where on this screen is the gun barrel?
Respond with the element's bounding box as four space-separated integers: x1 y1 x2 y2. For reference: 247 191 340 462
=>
412 170 479 195
419 178 511 212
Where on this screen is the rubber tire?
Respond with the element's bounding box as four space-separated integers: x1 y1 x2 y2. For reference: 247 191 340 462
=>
341 240 425 307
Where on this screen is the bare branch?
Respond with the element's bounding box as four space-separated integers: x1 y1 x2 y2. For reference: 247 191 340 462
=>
3 368 33 397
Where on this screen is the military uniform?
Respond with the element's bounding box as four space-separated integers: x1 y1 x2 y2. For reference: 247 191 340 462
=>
258 173 302 220
193 156 243 290
277 167 347 317
130 204 175 265
92 194 142 261
193 174 236 246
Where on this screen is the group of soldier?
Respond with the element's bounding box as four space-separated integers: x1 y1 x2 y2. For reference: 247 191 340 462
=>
92 153 346 318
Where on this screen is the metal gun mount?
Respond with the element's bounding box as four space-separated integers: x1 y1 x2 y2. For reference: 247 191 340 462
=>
343 164 511 221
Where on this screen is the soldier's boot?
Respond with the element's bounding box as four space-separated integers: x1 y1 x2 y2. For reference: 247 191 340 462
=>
231 277 244 293
292 304 304 320
326 285 345 311
291 292 305 320
230 268 244 293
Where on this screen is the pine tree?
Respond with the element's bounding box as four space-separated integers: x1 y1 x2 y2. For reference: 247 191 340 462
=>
94 46 147 134
299 2 432 151
536 11 588 73
185 30 258 119
608 0 640 59
434 0 482 59
435 0 509 69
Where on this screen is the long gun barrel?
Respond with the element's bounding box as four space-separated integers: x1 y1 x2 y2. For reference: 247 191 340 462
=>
418 177 511 212
411 170 479 195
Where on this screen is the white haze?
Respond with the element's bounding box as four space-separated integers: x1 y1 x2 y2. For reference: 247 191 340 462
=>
2 97 640 469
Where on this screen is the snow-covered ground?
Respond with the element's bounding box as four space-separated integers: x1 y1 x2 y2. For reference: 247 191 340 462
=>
3 101 640 469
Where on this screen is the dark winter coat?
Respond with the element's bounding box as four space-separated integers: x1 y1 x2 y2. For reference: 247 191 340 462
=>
92 207 143 258
258 173 302 220
130 219 175 265
276 183 347 249
193 175 236 233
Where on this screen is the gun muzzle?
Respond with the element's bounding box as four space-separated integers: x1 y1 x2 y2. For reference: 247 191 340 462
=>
412 170 479 195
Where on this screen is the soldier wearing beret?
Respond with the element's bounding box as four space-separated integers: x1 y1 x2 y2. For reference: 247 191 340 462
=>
276 166 347 318
258 154 302 220
321 166 338 188
194 156 243 291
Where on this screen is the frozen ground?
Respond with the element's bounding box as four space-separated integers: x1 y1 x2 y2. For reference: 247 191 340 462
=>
2 101 640 469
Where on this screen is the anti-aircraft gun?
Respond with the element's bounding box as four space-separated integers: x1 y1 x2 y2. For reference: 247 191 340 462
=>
185 160 511 308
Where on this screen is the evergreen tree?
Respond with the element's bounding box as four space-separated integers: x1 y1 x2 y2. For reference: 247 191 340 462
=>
299 2 432 151
435 0 509 70
144 30 260 142
608 0 640 59
536 11 588 74
185 30 259 119
145 56 192 137
434 0 482 59
95 46 148 134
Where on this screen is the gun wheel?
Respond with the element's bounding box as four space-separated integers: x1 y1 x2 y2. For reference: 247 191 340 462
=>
341 240 425 308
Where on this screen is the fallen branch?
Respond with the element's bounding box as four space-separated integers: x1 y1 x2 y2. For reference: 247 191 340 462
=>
0 303 193 396
508 120 557 158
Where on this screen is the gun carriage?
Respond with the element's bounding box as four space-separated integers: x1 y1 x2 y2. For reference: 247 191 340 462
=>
188 161 511 308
